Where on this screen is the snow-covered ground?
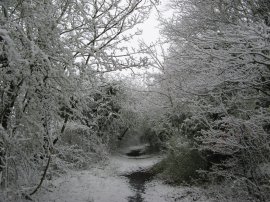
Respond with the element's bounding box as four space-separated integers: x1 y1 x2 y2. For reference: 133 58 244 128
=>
36 168 132 202
143 180 213 202
110 153 162 174
35 154 162 202
34 152 217 202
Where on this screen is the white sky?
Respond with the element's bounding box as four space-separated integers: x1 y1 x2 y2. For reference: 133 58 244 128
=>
139 10 160 44
105 1 172 83
139 1 171 44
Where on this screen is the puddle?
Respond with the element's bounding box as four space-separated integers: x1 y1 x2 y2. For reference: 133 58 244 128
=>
119 145 158 201
126 149 145 157
124 170 154 202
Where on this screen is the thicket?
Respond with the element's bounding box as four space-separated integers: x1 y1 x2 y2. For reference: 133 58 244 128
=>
0 0 157 200
144 0 270 201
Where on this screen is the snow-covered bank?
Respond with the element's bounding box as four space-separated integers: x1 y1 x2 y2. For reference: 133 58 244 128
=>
143 180 212 202
143 179 254 202
37 169 132 202
34 153 239 202
34 154 162 202
109 154 163 174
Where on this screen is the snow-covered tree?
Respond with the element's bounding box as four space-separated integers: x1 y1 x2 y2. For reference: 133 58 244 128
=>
145 0 270 200
0 0 157 199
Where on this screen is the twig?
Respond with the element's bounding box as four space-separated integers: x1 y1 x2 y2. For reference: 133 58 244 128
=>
29 155 51 196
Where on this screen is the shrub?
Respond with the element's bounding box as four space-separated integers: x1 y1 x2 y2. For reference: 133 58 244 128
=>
153 142 207 184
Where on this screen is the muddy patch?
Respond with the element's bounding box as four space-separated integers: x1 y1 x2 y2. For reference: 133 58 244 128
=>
126 149 146 157
124 170 154 202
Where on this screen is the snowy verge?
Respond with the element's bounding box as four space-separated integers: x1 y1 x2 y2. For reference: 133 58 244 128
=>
143 180 214 202
143 179 255 202
35 168 133 202
109 154 163 174
33 154 162 202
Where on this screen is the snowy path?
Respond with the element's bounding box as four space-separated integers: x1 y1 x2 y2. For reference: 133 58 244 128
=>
36 152 214 202
35 154 161 202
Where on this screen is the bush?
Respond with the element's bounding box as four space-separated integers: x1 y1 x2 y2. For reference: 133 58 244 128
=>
153 142 207 184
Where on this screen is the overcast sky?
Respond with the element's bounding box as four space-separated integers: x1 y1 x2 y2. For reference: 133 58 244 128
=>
105 1 172 83
140 1 171 44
